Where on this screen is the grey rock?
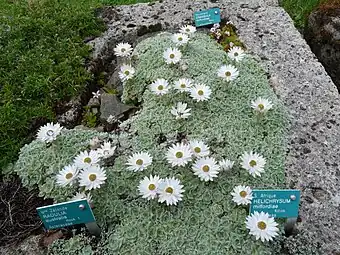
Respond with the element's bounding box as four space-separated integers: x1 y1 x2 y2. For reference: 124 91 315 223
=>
89 0 340 253
100 93 133 123
305 6 340 91
106 69 123 95
104 52 131 95
87 97 100 108
87 97 101 115
74 124 91 130
56 97 82 128
95 125 105 132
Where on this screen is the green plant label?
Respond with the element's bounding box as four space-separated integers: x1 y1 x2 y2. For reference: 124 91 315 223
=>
37 199 95 230
194 8 221 27
250 190 300 218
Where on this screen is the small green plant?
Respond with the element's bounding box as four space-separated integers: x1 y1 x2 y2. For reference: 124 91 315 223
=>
103 87 119 95
281 0 323 28
82 106 98 128
210 23 245 52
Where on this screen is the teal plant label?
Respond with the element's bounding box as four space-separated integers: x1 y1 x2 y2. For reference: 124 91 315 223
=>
37 199 95 230
194 8 221 27
250 190 300 218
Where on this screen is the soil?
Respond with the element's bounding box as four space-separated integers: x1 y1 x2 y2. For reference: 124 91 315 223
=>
0 175 52 247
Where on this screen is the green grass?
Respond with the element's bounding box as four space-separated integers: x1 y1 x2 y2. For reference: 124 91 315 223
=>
0 0 150 173
281 0 322 28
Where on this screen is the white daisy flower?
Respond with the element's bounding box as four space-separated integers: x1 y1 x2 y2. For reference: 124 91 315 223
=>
190 84 212 102
172 33 189 46
158 177 184 206
251 97 273 114
246 211 279 242
228 46 245 62
138 175 162 200
37 122 63 143
166 143 192 167
92 90 101 99
231 185 253 205
240 151 266 177
219 159 235 171
97 142 116 159
216 32 221 39
78 165 107 190
118 64 135 82
56 165 79 187
114 42 133 57
150 79 170 95
213 23 220 29
170 102 191 120
163 47 182 64
217 65 239 82
189 140 210 157
173 78 193 92
180 25 197 35
126 152 153 172
71 192 93 204
74 150 100 169
192 157 220 182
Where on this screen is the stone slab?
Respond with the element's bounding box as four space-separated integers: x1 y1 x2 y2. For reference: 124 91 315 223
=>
100 93 133 122
89 0 340 253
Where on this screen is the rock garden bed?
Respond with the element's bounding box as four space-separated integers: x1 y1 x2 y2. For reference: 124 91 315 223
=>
3 0 340 254
14 27 288 254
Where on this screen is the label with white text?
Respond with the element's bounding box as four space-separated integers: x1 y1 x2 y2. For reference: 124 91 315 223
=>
250 190 300 218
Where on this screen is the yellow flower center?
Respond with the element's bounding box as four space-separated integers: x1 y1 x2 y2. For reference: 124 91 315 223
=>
194 147 201 153
202 165 210 172
175 151 183 158
239 191 247 198
148 184 156 191
170 53 175 59
178 37 183 41
249 160 257 167
258 104 264 110
198 90 204 96
84 157 92 164
180 83 186 88
257 221 267 230
65 173 73 180
124 70 130 75
136 159 143 165
165 187 174 194
121 48 126 52
157 85 164 90
225 71 231 77
89 174 97 182
47 130 54 136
